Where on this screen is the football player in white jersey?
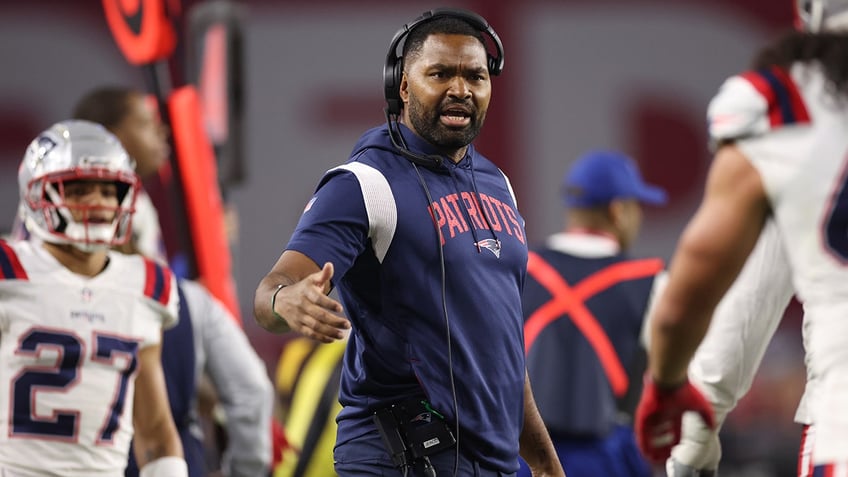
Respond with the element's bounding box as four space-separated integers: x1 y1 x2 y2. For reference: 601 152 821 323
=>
68 86 274 477
0 120 187 477
634 0 848 475
663 222 795 477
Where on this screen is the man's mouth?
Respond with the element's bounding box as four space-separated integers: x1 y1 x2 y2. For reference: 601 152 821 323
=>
440 107 472 127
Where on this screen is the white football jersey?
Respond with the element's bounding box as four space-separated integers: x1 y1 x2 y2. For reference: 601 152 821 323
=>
708 62 848 464
0 240 178 476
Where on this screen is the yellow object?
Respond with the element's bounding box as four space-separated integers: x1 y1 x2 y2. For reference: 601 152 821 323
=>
274 337 346 477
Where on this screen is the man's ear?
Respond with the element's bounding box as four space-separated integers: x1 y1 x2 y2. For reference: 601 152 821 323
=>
608 199 626 227
399 73 409 105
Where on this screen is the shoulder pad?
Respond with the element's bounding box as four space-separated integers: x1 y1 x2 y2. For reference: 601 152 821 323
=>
141 257 179 328
0 240 28 280
707 66 810 145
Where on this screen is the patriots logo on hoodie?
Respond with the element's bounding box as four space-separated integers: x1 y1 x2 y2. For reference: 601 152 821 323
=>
303 196 317 213
476 238 501 258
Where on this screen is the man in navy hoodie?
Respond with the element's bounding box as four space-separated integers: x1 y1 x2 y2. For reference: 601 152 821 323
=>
254 8 565 477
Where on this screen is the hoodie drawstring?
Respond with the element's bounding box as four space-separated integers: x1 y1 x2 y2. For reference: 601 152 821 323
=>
446 160 501 254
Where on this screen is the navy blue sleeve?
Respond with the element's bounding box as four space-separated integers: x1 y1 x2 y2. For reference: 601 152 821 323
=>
285 170 370 284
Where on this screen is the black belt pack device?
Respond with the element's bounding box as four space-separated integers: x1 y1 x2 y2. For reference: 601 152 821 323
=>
373 398 456 464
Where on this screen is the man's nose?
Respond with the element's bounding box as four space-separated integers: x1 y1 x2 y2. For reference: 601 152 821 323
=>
83 186 113 202
447 76 471 98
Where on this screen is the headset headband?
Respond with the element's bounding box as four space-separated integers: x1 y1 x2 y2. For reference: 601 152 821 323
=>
383 8 504 116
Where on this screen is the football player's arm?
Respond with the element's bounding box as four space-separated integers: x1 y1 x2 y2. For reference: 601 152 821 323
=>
193 283 275 476
636 144 769 463
132 342 188 477
519 371 566 476
667 221 794 475
649 143 770 387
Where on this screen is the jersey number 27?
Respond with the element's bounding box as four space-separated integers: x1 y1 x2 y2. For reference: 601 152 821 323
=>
11 328 139 443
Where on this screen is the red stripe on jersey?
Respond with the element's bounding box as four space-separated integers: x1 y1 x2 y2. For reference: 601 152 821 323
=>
741 71 780 126
813 463 836 477
142 258 172 306
143 259 157 300
769 65 811 124
158 263 172 306
0 241 28 280
741 67 811 127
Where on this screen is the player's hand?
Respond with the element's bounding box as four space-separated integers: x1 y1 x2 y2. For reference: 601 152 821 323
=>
667 459 716 477
274 262 349 342
634 376 715 464
666 412 721 476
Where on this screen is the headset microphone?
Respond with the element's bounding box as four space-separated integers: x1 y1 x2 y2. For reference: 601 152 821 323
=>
384 109 444 169
394 141 444 170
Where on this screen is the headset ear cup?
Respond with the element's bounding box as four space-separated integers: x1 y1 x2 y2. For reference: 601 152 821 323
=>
392 58 404 112
383 52 403 116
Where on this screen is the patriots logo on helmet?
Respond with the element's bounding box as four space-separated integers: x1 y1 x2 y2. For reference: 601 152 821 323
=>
476 238 501 258
37 136 57 155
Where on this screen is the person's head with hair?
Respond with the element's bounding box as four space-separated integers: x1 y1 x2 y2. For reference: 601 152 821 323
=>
560 150 667 250
752 0 848 101
397 15 493 162
73 86 169 179
401 16 487 65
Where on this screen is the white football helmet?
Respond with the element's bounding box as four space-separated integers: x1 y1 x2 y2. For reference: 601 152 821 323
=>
796 0 848 32
17 120 139 252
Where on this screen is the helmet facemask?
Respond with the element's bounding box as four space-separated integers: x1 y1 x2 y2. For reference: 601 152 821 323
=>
24 170 137 252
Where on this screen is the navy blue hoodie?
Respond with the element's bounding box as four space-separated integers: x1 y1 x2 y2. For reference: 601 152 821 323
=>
286 123 528 472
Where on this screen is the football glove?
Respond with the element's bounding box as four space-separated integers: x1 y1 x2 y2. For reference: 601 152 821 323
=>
635 376 715 463
666 411 721 476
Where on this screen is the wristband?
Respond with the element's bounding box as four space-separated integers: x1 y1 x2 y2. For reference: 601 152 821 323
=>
139 456 188 477
271 284 286 321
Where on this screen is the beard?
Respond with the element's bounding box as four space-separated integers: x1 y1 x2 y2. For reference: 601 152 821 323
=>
406 95 485 149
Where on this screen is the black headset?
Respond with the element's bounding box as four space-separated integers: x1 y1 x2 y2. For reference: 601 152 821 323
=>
382 8 505 170
383 8 505 117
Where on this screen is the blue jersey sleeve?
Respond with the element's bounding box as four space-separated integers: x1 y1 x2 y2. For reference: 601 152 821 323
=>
286 170 370 284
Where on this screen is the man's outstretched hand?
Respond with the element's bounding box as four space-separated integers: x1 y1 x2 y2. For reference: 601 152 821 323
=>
273 262 349 342
634 376 715 464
